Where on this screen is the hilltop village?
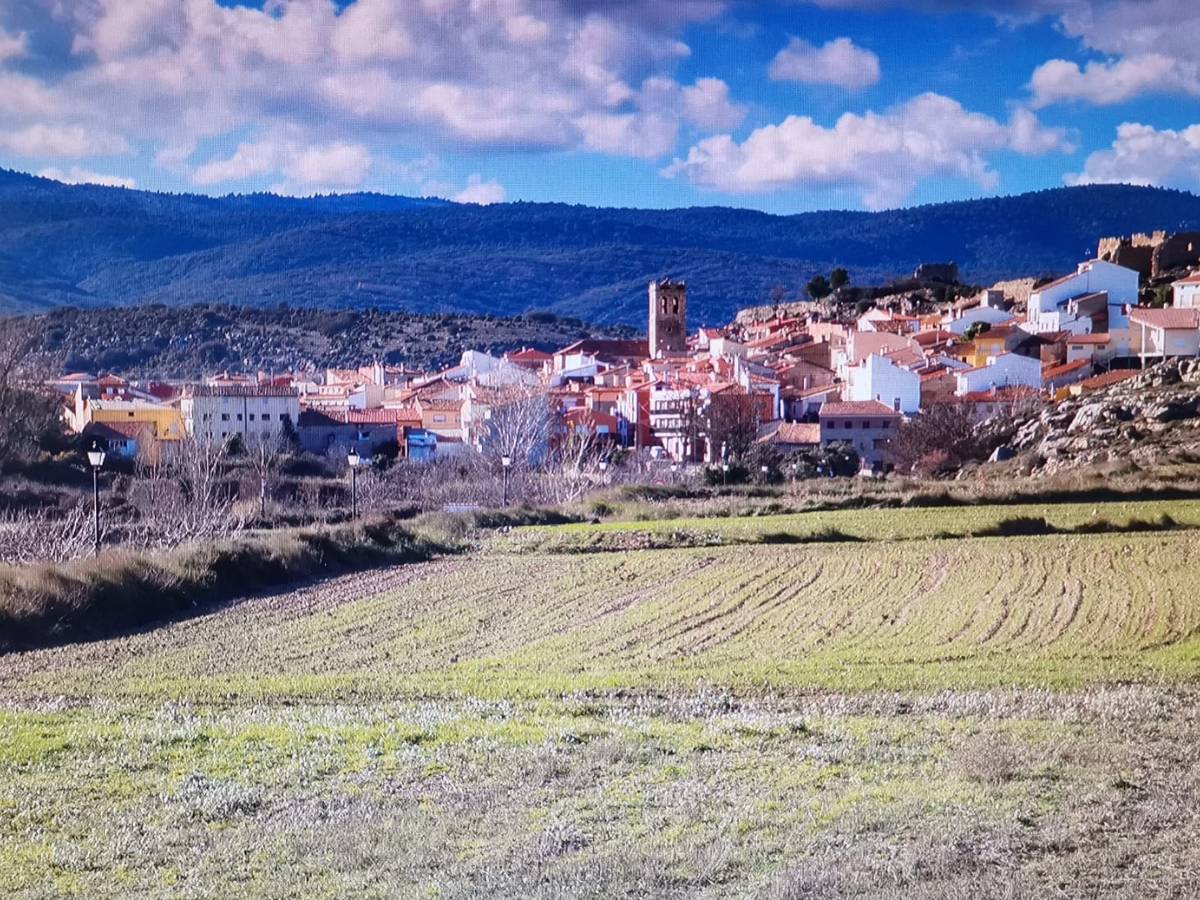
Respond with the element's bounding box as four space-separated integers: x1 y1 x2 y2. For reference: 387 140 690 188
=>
55 232 1200 475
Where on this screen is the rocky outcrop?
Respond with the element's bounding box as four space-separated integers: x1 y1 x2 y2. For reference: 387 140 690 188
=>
993 358 1200 475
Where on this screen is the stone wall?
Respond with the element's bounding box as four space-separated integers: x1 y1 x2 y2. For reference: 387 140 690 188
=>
1097 231 1200 279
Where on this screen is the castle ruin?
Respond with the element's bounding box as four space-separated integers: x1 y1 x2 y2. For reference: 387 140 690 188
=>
1097 231 1200 279
649 280 688 358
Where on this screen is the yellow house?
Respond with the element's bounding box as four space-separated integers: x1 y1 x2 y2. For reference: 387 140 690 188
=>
75 392 185 442
970 331 1010 368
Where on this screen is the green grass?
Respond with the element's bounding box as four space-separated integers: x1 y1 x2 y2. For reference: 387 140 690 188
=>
499 498 1200 553
3 691 1199 898
6 526 1200 702
6 499 1200 895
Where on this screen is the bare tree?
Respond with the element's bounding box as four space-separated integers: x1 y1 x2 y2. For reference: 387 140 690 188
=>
892 399 1006 475
552 424 604 503
705 389 762 462
0 503 97 565
174 435 242 539
481 385 554 471
0 319 63 465
245 430 288 519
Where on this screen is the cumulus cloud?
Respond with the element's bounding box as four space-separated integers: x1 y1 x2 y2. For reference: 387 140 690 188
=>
681 77 746 131
1030 54 1200 107
37 166 136 189
0 0 740 189
194 139 373 191
663 93 1069 209
453 174 507 205
0 123 129 159
769 37 881 90
1067 122 1200 188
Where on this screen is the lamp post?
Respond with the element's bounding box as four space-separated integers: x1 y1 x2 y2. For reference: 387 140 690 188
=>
670 462 679 484
87 444 106 556
598 458 609 484
721 442 729 488
347 448 361 519
501 454 512 506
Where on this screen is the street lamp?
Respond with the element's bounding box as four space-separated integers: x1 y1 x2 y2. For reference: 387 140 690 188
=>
347 449 361 519
500 454 512 506
721 461 730 487
87 444 106 556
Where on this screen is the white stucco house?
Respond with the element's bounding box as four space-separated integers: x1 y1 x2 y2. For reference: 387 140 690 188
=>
954 352 1043 396
1130 308 1200 364
1174 273 1200 309
845 353 921 415
1026 260 1139 335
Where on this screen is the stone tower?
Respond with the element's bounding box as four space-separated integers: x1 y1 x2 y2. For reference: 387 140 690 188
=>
649 280 687 358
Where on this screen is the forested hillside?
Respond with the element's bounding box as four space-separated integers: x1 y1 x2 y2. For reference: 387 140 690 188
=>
4 168 1200 326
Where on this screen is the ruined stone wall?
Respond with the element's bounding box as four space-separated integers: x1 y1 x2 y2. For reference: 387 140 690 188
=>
1152 232 1200 277
989 278 1038 310
1097 231 1200 278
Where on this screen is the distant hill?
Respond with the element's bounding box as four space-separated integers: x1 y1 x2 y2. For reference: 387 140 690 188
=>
20 304 636 377
3 168 1200 327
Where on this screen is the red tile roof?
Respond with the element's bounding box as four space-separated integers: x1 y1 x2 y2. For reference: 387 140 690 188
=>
1079 369 1139 391
820 400 901 418
1129 308 1200 329
1042 359 1090 379
773 422 821 445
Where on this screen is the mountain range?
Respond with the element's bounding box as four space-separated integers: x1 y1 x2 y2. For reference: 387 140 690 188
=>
4 168 1200 328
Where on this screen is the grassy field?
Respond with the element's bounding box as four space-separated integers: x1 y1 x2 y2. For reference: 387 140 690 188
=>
501 497 1200 552
4 500 1200 896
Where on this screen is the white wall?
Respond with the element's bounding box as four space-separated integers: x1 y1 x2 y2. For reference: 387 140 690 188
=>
955 353 1042 396
1175 282 1200 309
1028 260 1138 333
846 354 921 414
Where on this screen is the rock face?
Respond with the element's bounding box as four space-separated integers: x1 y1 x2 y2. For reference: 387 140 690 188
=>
993 358 1200 475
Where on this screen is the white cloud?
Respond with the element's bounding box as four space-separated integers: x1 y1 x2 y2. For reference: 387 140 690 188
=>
769 37 881 90
0 25 25 62
0 0 738 185
1030 54 1200 107
0 123 129 159
453 174 507 205
194 139 373 190
663 93 1069 209
37 166 136 189
682 77 746 131
1067 122 1200 188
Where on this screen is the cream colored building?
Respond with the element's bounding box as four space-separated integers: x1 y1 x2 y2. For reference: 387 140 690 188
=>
181 385 301 444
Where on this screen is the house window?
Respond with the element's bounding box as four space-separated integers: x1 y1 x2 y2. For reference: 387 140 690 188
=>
221 413 230 421
236 414 243 421
248 414 255 421
434 415 446 424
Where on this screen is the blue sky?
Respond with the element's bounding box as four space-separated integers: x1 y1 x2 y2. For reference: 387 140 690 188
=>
2 0 1199 212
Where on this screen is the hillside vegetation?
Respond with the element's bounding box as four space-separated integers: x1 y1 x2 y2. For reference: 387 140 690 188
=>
22 303 636 376
4 168 1200 325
